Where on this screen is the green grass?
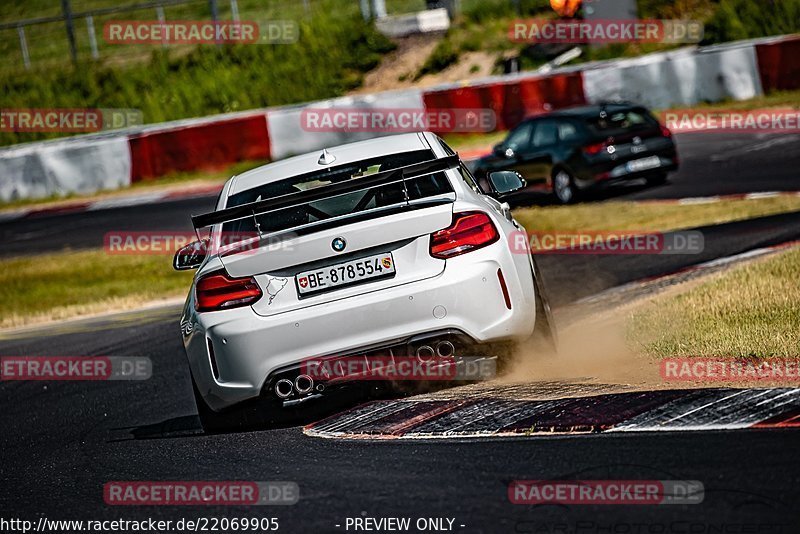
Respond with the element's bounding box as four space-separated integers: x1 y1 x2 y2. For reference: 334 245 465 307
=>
443 130 507 152
627 246 800 358
0 250 193 329
512 196 800 233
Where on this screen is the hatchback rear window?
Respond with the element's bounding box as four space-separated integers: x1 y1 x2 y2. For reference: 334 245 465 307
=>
586 109 658 136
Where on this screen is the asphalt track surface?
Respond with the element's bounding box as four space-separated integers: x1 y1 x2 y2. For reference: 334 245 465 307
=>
2 131 799 258
2 131 800 531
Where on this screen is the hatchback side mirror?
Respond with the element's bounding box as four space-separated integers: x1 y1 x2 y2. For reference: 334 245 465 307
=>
487 170 527 197
173 239 208 271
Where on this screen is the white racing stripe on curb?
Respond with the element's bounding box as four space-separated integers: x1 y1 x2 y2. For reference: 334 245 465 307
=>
645 191 800 205
309 401 412 438
745 191 780 199
609 388 800 432
88 193 169 211
0 210 30 223
677 196 722 205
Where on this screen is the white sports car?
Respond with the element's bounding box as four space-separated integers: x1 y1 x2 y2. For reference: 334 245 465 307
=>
175 132 555 431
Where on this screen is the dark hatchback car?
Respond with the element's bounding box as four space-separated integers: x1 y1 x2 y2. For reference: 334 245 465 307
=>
474 103 679 204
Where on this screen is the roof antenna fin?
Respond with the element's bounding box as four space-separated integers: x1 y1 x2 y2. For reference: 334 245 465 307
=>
318 149 336 165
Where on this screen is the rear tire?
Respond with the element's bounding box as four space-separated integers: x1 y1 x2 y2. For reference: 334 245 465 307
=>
531 282 558 353
524 257 557 353
192 379 269 433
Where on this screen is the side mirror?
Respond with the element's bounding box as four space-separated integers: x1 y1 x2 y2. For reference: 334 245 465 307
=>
488 170 527 197
173 239 208 271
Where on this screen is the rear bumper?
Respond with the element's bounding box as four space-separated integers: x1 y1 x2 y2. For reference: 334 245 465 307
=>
588 154 678 187
184 244 535 411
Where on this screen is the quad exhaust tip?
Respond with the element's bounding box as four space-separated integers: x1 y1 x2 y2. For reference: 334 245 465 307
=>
416 345 436 363
295 374 314 395
275 378 294 399
436 340 455 358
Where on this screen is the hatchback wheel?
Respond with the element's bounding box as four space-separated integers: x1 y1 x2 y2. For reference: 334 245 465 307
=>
553 170 577 204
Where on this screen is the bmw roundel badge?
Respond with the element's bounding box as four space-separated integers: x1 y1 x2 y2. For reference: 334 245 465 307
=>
331 237 347 252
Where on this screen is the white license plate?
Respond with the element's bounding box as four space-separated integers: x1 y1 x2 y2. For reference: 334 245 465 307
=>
296 253 395 295
626 156 661 172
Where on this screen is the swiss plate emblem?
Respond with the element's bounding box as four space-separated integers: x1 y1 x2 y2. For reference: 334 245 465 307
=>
298 276 309 288
382 257 392 269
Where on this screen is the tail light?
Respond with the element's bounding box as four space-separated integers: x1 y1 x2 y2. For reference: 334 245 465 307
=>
430 211 499 259
195 270 262 312
660 124 673 138
582 140 608 155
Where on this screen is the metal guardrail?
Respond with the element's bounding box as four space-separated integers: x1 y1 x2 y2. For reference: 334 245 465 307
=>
1 0 241 69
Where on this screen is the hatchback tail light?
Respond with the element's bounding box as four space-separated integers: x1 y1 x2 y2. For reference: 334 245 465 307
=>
582 140 608 155
195 271 262 312
660 124 673 138
430 211 499 259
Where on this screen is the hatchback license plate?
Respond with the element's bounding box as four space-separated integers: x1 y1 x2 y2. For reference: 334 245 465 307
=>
296 253 395 295
626 156 661 172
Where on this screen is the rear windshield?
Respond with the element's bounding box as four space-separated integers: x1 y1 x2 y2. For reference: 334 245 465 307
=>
586 108 658 136
222 150 453 238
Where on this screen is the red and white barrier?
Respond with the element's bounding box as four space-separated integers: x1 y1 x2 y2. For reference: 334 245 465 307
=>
1 34 798 202
129 112 270 182
583 43 763 109
754 34 800 93
0 136 131 202
422 72 586 131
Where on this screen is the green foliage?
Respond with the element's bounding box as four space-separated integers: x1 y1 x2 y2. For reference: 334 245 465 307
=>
461 0 550 23
702 0 800 44
0 10 395 146
415 38 459 79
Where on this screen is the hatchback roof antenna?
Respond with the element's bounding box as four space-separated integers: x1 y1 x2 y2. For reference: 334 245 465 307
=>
318 149 336 165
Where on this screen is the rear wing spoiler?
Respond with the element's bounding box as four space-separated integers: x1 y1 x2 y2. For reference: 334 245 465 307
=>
191 154 460 230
